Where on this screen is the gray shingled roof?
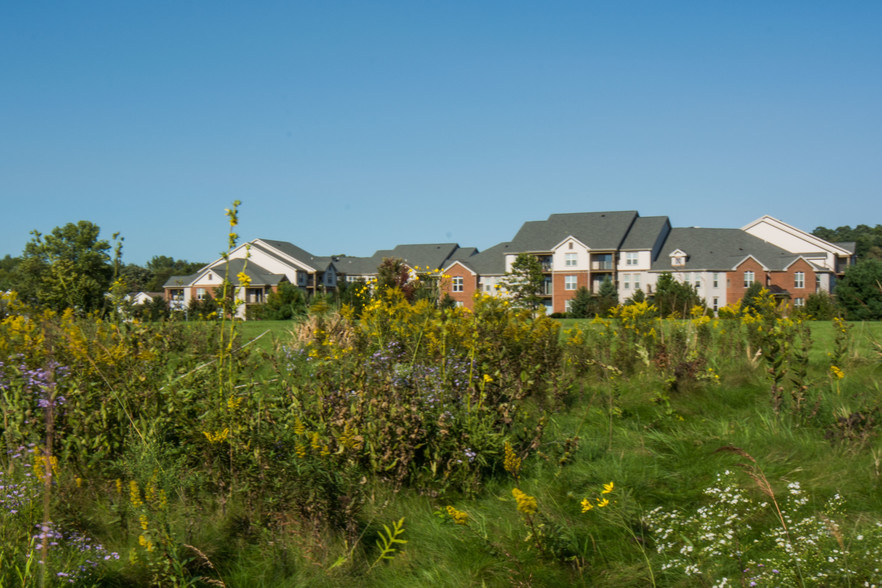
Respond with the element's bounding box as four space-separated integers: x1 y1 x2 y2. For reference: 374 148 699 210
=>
620 216 671 250
257 239 326 270
650 228 818 272
509 211 639 252
333 255 381 276
382 243 463 270
217 258 285 286
163 274 198 288
448 242 511 275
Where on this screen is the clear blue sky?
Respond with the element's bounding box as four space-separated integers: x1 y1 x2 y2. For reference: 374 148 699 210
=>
2 2 880 265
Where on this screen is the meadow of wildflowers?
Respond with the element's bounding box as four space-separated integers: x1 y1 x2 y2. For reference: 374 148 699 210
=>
2 208 882 585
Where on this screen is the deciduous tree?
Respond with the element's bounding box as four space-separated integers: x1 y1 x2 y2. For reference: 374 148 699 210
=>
14 221 114 313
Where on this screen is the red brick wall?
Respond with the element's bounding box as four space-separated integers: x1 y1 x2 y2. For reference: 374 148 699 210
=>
552 271 588 314
441 263 478 309
728 258 766 304
768 258 816 301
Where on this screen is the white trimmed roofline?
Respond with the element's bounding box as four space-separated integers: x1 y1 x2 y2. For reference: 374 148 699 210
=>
550 235 590 252
443 260 477 276
741 215 852 257
252 239 318 272
732 254 770 272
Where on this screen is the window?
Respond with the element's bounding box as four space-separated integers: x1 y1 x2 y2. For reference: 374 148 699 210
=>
565 299 573 313
622 274 631 289
196 288 207 301
794 297 805 308
626 252 639 266
794 272 805 289
713 297 719 312
713 273 719 288
452 277 463 292
633 274 641 291
565 252 577 267
694 275 701 289
565 275 577 291
744 271 754 288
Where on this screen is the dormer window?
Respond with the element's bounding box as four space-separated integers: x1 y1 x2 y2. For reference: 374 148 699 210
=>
669 249 687 267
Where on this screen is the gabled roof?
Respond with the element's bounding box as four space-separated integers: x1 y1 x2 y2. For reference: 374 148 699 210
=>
254 239 336 272
741 215 853 257
509 211 639 252
650 228 822 272
446 242 511 276
201 259 284 286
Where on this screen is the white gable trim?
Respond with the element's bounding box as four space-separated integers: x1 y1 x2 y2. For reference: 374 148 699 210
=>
252 239 318 272
741 216 851 257
732 254 770 272
550 235 590 252
443 260 477 276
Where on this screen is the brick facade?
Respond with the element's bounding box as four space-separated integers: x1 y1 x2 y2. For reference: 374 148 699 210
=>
552 271 589 314
443 262 478 308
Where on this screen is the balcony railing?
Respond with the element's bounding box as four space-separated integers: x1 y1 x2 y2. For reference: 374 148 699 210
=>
591 261 614 270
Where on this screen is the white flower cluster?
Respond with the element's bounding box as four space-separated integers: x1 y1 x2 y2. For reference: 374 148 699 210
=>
644 470 882 586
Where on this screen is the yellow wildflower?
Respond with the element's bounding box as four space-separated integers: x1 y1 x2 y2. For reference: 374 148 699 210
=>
446 505 469 525
203 428 230 443
483 374 493 383
139 514 149 531
512 488 537 516
503 442 521 479
130 481 143 508
236 271 251 288
830 365 844 380
602 481 614 494
596 497 610 508
138 534 154 552
581 498 594 513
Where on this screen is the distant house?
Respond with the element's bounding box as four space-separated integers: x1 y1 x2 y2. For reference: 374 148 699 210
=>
163 238 339 317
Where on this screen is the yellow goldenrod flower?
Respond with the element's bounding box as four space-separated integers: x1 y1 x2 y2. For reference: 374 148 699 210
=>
115 479 122 494
446 505 469 525
503 442 521 479
512 488 538 516
830 365 844 380
139 514 149 531
602 481 614 494
483 374 493 383
203 428 230 444
581 498 594 513
75 477 83 488
236 271 251 288
130 481 143 507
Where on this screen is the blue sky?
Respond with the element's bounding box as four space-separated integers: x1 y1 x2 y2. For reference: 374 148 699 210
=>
2 2 880 265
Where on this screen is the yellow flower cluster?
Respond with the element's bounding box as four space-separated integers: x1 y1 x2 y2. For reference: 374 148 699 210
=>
203 428 230 444
32 448 58 482
830 365 845 380
512 488 537 516
236 271 251 288
503 442 521 479
581 481 614 513
445 505 469 525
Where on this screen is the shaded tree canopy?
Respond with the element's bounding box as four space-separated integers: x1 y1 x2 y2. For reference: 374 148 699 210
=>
813 224 882 260
835 258 882 320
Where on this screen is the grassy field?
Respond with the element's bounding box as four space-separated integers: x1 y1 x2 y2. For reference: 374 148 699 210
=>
2 296 881 586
